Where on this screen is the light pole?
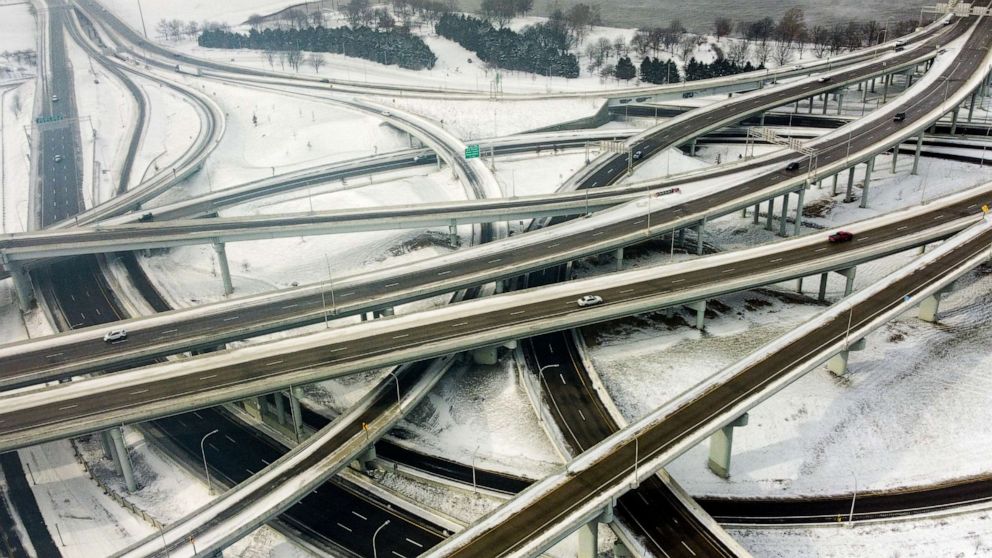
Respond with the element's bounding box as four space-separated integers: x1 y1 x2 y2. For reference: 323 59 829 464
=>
471 444 480 494
372 519 390 558
387 370 401 404
538 363 559 391
200 429 219 494
848 471 858 523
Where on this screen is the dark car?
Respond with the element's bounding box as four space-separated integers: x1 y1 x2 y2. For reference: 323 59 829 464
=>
828 230 855 243
817 76 832 83
138 212 154 222
893 112 907 121
785 161 801 172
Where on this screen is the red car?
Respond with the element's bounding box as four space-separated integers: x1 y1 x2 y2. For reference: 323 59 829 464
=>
828 231 854 243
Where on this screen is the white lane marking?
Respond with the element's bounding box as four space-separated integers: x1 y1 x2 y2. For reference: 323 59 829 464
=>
548 243 560 248
406 539 423 548
721 268 735 273
59 404 78 410
549 344 555 354
681 541 696 556
223 316 239 322
266 360 284 366
351 511 367 520
933 214 944 220
161 329 178 335
607 168 614 174
437 270 451 276
393 334 410 339
897 225 909 231
488 258 502 264
193 412 203 420
392 552 407 558
384 282 399 288
46 352 64 358
200 374 218 380
209 443 219 452
452 322 469 327
638 493 650 505
633 219 645 225
592 231 604 237
225 435 237 444
815 247 828 252
281 304 298 309
559 374 567 384
245 468 254 475
510 310 525 315
130 389 148 395
260 458 270 465
770 257 783 263
578 410 586 421
337 523 353 532
339 292 354 297
620 289 634 294
671 278 684 283
329 347 348 352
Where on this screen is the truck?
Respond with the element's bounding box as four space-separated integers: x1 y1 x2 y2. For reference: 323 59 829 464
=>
174 64 201 76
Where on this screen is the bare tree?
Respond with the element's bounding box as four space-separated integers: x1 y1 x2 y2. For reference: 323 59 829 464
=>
676 35 695 62
565 3 600 44
773 36 792 65
345 0 371 27
264 47 278 69
753 41 771 66
246 14 264 30
308 53 325 73
286 49 304 72
185 20 200 39
613 36 628 57
810 25 830 58
11 92 21 117
714 17 733 41
726 38 750 66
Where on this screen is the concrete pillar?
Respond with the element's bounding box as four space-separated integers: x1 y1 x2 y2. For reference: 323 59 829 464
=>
353 446 377 474
100 430 116 461
862 81 869 103
212 241 234 296
752 203 760 225
832 174 839 196
613 541 633 558
472 346 499 365
808 96 814 114
818 272 828 302
912 134 924 176
951 106 960 136
274 392 287 426
968 90 978 122
3 259 35 311
881 74 890 103
707 413 749 478
839 267 857 297
793 187 805 237
381 307 395 317
289 386 303 442
918 292 943 322
690 139 697 157
110 427 137 493
870 77 876 93
837 90 845 115
759 112 765 127
859 158 874 209
827 350 850 375
678 227 686 247
822 93 828 115
696 219 706 255
891 146 898 174
688 300 706 330
448 220 459 246
614 247 624 272
765 199 774 231
577 521 598 558
778 192 790 237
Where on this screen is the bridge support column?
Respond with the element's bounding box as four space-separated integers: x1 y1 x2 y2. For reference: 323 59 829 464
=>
752 203 760 224
818 272 829 302
861 81 869 103
827 338 866 376
759 112 765 127
859 158 874 209
695 219 706 255
614 247 624 272
778 193 790 237
831 174 839 196
837 90 845 115
353 446 377 474
891 146 898 174
839 266 857 297
274 392 287 426
821 93 828 115
918 288 952 323
845 167 856 202
690 138 697 157
881 74 890 103
678 227 686 246
472 346 499 365
793 187 805 237
100 430 116 461
110 427 137 493
950 106 960 136
808 96 814 114
578 503 615 558
3 259 35 312
380 307 395 317
968 90 978 122
688 299 706 330
707 413 749 478
613 540 633 558
289 386 303 442
448 220 459 247
212 241 234 296
765 199 774 231
912 133 924 176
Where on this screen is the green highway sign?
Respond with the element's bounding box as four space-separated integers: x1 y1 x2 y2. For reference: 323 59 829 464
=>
35 115 64 124
464 144 480 159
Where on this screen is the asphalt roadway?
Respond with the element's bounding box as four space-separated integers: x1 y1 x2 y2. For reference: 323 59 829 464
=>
0 14 974 389
437 222 992 557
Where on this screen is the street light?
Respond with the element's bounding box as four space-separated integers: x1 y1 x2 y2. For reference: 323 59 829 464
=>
387 369 401 404
372 519 390 558
848 471 858 524
471 444 481 494
200 429 219 495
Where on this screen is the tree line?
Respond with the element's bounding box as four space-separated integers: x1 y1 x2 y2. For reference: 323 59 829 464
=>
435 14 579 78
197 26 437 71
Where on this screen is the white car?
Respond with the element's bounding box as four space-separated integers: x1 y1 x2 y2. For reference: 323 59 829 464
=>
576 295 604 307
103 328 127 343
51 94 59 102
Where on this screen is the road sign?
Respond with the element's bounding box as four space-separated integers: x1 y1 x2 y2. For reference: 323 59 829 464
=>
35 115 64 124
464 144 480 159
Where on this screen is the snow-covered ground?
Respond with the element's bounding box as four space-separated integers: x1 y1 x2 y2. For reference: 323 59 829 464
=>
0 79 34 234
126 72 201 189
0 3 37 80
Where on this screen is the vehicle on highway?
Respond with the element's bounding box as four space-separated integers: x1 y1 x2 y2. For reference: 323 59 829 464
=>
785 160 801 172
51 94 59 102
894 40 905 47
53 154 63 163
174 64 202 76
817 76 831 83
828 230 854 243
893 112 907 122
576 295 604 307
632 150 644 160
895 46 905 52
138 212 154 222
792 65 804 70
381 111 392 117
103 329 128 343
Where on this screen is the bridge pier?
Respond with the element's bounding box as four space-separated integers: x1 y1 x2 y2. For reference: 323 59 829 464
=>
352 446 377 474
968 90 978 122
212 241 234 296
614 247 624 272
912 133 924 176
891 145 898 174
289 386 303 442
778 192 790 237
380 307 395 317
838 266 857 297
831 174 839 196
695 219 706 255
3 258 35 311
110 427 138 493
881 74 891 103
808 95 814 114
950 105 960 136
690 138 697 157
845 167 856 202
687 299 706 330
274 391 286 426
707 413 749 478
917 286 954 323
793 187 805 237
821 93 828 115
765 199 774 231
448 220 459 246
859 157 875 209
818 272 828 302
577 503 614 558
827 338 866 376
837 90 845 115
100 430 115 461
678 227 686 246
471 345 499 365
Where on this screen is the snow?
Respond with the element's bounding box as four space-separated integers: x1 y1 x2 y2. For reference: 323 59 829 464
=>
0 79 34 234
0 3 37 60
97 0 297 32
126 72 201 189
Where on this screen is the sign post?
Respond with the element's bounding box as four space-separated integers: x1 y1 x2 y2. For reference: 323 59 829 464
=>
464 144 480 159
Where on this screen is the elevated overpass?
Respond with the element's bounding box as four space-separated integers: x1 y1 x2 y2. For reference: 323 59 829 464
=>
425 216 992 558
0 184 989 452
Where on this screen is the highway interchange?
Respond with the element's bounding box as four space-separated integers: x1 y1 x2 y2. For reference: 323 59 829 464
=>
3 1 992 557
